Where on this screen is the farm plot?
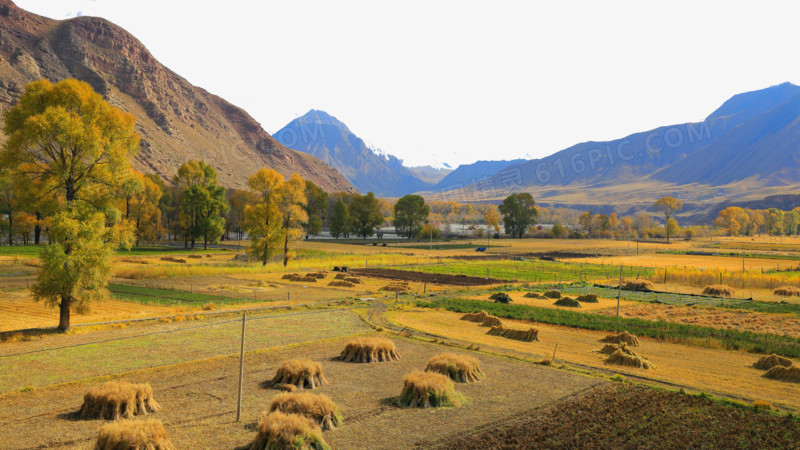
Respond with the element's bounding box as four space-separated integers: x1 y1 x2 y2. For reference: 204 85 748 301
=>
350 267 503 286
434 383 800 449
0 337 602 449
386 308 800 410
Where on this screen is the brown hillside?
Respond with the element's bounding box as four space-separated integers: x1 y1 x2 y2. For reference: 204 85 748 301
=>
0 0 354 191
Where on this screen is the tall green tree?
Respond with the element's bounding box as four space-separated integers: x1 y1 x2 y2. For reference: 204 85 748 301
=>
244 168 285 265
349 192 382 239
1 79 139 331
303 180 328 238
330 199 350 239
654 196 683 243
498 193 537 238
393 194 429 239
174 160 227 249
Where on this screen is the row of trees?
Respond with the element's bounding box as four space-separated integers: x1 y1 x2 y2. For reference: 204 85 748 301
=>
715 206 800 236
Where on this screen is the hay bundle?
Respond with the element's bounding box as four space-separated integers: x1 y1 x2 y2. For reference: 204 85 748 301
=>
553 297 581 307
305 272 327 279
269 392 342 430
576 294 599 303
489 292 512 304
753 354 795 370
774 286 800 297
599 343 635 355
702 284 736 297
95 419 174 450
379 281 410 292
338 337 400 363
622 279 653 291
605 349 654 369
334 273 363 283
328 280 354 287
479 315 503 327
80 381 161 420
159 256 186 264
247 411 328 450
460 311 503 327
398 371 464 408
543 290 561 299
523 292 546 299
425 353 484 382
186 254 202 259
282 273 317 282
274 384 297 392
762 365 800 383
487 325 539 342
269 359 328 389
600 331 640 346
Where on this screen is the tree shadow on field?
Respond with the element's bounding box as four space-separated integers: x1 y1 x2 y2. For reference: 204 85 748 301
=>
56 410 83 421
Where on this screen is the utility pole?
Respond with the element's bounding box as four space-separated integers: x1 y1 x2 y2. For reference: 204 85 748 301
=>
236 312 247 422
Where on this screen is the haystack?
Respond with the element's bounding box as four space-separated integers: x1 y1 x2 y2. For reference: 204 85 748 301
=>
269 392 342 430
159 256 186 264
305 272 327 279
523 292 546 299
328 280 354 287
459 311 503 327
425 353 484 382
622 279 653 291
80 381 161 420
94 419 174 450
334 273 363 283
379 282 410 292
246 411 329 450
269 359 328 389
599 343 635 355
753 354 795 370
702 284 736 297
762 365 800 383
338 337 400 363
605 349 654 369
543 290 561 299
489 292 512 304
774 286 800 297
554 297 581 307
487 325 539 342
398 371 464 408
600 331 640 346
576 294 599 303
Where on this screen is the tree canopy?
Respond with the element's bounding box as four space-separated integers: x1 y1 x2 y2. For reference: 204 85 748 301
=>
498 193 537 238
350 192 383 239
393 194 429 239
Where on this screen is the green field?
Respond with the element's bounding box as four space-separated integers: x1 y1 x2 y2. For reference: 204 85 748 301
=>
108 283 252 306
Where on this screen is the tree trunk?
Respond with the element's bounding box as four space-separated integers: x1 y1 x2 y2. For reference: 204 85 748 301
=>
283 234 290 267
7 214 12 246
34 211 41 244
57 295 72 332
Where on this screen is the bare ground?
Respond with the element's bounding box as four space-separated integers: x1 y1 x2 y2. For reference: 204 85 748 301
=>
350 267 503 285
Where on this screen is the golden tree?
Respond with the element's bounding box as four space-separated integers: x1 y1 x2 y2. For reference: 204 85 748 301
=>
654 196 683 243
278 173 308 267
244 168 285 265
1 79 139 331
128 171 163 244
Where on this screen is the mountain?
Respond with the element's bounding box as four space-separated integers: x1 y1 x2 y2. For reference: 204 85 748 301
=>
436 83 800 217
432 159 526 191
0 0 354 192
274 110 433 196
407 165 452 184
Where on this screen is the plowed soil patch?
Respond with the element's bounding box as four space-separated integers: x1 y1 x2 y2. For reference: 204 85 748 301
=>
350 268 503 286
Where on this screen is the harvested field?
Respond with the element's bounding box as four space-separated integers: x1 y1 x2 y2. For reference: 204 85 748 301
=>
95 419 174 450
268 359 328 389
349 268 503 286
80 381 161 420
388 308 800 410
430 384 800 449
0 337 602 449
269 392 342 430
425 353 484 382
600 303 800 339
600 331 640 346
763 365 800 383
398 370 464 408
487 325 539 342
753 354 794 370
337 337 400 363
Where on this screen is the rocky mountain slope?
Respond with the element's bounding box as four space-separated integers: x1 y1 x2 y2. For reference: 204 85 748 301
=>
274 109 433 196
0 0 354 192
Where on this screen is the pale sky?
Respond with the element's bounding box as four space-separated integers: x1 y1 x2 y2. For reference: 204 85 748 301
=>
15 0 800 168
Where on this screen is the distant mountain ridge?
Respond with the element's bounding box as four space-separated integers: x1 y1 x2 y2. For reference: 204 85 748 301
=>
0 0 355 192
274 110 435 196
